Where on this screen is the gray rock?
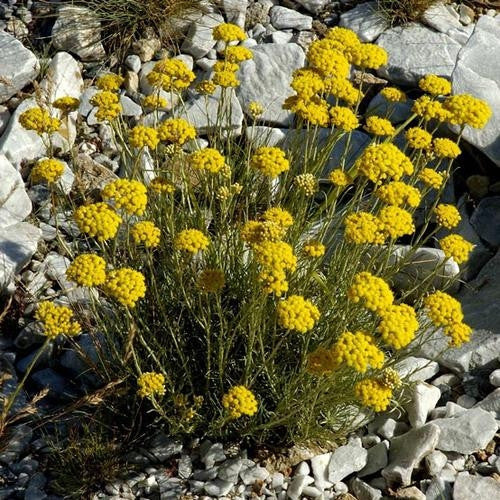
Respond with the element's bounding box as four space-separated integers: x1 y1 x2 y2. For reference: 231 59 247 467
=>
378 419 409 440
0 105 10 135
148 434 182 462
217 457 242 482
456 394 476 409
287 474 314 499
358 442 388 477
239 464 269 485
0 31 39 103
451 15 500 167
32 368 77 400
52 6 105 61
0 155 31 229
0 425 32 465
404 382 441 428
489 369 500 387
270 6 312 30
376 24 461 85
294 0 330 15
59 333 102 384
473 388 500 418
131 37 161 62
201 442 226 469
366 92 413 124
339 2 388 42
272 30 294 44
310 452 332 490
177 454 192 479
432 408 497 454
350 477 382 500
327 441 367 483
422 2 461 33
125 54 142 73
382 424 440 487
453 472 500 499
221 0 247 28
181 12 224 59
237 43 305 126
459 4 475 25
302 485 322 497
245 126 288 147
470 196 500 246
425 450 448 476
395 357 439 382
204 478 233 496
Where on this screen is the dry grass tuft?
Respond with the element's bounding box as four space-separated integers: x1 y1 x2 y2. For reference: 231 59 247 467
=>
376 0 439 25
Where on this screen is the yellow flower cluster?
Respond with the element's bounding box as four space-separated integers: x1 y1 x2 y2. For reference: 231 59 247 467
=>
263 207 294 230
31 158 64 184
74 202 122 241
276 295 320 333
96 73 124 91
355 143 413 184
434 204 460 229
129 126 159 149
222 386 258 419
241 221 284 245
443 94 492 129
248 101 264 118
307 39 350 78
365 116 395 136
66 254 107 287
142 95 168 109
355 378 392 412
405 127 432 150
303 240 325 258
379 368 401 389
375 181 421 208
347 272 394 313
149 177 175 194
189 148 225 174
418 74 451 96
443 322 472 347
412 96 450 123
291 69 324 100
378 206 415 239
196 80 217 95
380 87 406 103
197 268 225 293
174 229 210 254
91 91 122 122
433 138 461 159
213 70 240 88
137 372 165 398
212 23 246 42
351 43 388 69
329 169 351 187
104 268 146 308
283 95 330 126
158 118 196 145
294 173 318 196
19 107 60 135
344 212 385 245
35 301 81 339
147 58 195 92
101 179 148 216
225 46 253 63
131 221 161 248
418 168 444 189
377 304 419 349
330 106 359 131
324 78 362 106
332 331 384 373
439 234 474 264
52 96 80 112
250 147 290 179
307 347 337 376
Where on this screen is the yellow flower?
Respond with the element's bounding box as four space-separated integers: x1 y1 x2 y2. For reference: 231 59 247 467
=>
332 331 384 373
325 27 361 53
439 234 474 264
355 143 413 184
329 169 351 187
418 74 452 96
131 221 161 248
149 177 175 194
174 229 210 253
276 295 320 333
213 70 240 88
189 148 225 174
96 73 124 91
324 78 363 106
248 101 264 118
365 116 395 136
31 158 65 184
434 204 461 229
355 378 392 412
351 43 388 69
129 126 159 149
307 40 350 77
294 173 318 196
443 94 492 129
197 268 225 293
306 346 338 376
344 212 386 245
262 207 294 231
104 268 146 308
330 106 359 131
433 138 461 159
283 95 330 127
35 301 81 339
377 304 419 349
137 372 166 398
19 107 60 135
380 87 406 103
424 291 464 327
250 147 290 179
213 61 239 73
52 96 80 112
254 241 297 273
74 202 122 241
101 179 148 216
158 118 196 145
418 168 444 189
196 80 217 95
443 322 472 347
375 181 421 208
222 386 257 419
66 254 107 287
347 271 394 314
241 221 284 245
258 268 289 296
412 95 451 122
225 46 253 63
147 59 195 91
142 94 168 109
212 22 246 42
405 127 432 150
377 206 415 239
90 91 122 122
379 368 402 389
303 240 325 258
291 68 325 99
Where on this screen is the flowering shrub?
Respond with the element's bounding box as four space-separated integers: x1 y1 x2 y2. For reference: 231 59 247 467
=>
16 24 492 443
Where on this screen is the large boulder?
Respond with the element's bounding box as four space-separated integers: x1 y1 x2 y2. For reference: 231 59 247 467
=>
339 1 389 42
0 31 40 103
0 155 31 229
181 12 224 59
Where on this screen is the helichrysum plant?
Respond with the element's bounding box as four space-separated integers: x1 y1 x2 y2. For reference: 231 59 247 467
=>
17 24 492 443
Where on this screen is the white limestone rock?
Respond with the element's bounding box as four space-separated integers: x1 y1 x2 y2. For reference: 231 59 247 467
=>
395 357 439 382
181 12 224 59
327 440 367 483
453 472 500 499
294 0 330 15
221 0 247 28
422 2 461 33
404 382 441 428
269 6 312 31
339 2 388 42
0 155 31 229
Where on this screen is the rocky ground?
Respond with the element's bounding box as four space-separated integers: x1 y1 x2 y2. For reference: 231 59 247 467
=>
0 0 500 499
